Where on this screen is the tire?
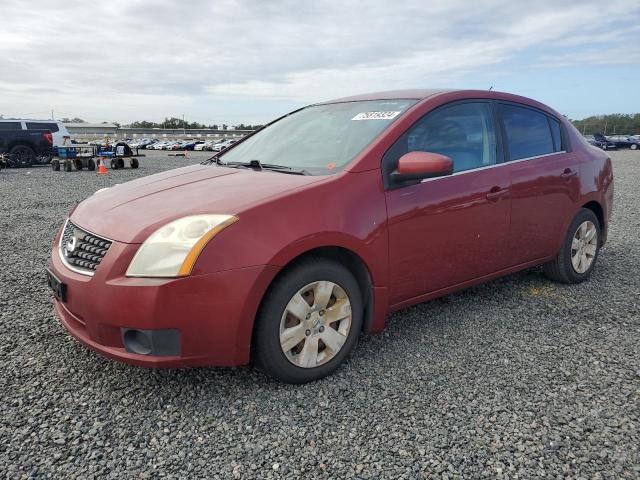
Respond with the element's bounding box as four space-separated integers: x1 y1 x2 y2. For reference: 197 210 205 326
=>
117 158 125 169
110 159 118 169
543 208 600 284
51 159 60 171
63 160 72 172
253 257 363 383
87 158 96 171
74 159 83 171
130 158 139 169
9 145 35 167
631 144 638 150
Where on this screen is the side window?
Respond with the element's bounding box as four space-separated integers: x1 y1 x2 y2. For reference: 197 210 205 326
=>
501 104 554 160
388 102 497 174
548 117 562 152
26 122 59 133
0 122 22 130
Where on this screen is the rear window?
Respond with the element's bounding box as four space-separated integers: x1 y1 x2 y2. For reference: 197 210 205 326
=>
501 104 554 161
0 122 22 130
26 122 59 133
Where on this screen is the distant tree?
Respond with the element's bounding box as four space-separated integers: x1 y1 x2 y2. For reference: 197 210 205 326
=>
222 124 228 131
61 117 86 123
129 120 158 128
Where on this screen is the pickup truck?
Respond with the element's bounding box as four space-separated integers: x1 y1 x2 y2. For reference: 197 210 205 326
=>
0 129 53 167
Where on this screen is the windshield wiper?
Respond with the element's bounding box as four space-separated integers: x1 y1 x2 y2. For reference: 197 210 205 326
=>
201 153 224 166
222 159 310 175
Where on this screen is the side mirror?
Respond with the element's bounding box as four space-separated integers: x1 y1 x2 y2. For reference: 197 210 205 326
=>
391 151 453 185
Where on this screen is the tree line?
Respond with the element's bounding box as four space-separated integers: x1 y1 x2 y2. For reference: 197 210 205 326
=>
127 118 263 131
60 117 263 131
570 113 640 135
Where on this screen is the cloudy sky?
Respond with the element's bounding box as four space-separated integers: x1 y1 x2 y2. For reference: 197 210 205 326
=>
1 0 639 125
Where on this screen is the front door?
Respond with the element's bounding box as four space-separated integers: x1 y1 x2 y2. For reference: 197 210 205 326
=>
384 101 511 305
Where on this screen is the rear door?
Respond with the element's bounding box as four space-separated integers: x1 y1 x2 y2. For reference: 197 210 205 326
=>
499 103 580 266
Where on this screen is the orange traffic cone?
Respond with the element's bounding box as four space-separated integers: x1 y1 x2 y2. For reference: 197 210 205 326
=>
97 157 108 175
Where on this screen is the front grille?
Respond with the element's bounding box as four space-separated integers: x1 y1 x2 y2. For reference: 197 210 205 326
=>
59 221 112 275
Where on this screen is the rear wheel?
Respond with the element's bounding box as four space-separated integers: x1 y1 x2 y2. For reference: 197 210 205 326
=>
51 159 60 171
631 143 638 150
87 158 96 171
74 159 83 171
117 158 125 169
9 145 35 167
544 208 600 284
254 258 363 383
130 158 139 169
63 160 72 172
110 158 119 169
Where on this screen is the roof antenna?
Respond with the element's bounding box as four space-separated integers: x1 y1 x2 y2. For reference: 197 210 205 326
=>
489 86 493 91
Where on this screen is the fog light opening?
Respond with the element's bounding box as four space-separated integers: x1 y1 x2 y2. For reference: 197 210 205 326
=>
123 329 152 355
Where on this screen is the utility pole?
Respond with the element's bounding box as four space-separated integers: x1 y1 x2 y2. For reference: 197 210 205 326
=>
51 109 54 120
182 114 185 135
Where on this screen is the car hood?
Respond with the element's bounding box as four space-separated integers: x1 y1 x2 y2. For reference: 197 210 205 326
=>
71 164 327 243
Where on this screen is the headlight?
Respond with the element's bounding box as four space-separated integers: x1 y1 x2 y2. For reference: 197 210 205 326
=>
126 214 238 277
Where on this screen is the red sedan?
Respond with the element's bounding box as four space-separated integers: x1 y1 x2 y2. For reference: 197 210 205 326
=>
47 89 614 383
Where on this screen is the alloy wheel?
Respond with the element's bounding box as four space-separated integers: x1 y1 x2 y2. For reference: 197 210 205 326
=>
279 281 352 368
571 220 597 274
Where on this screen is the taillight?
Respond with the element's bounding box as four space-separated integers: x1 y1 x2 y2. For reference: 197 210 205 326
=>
43 132 53 144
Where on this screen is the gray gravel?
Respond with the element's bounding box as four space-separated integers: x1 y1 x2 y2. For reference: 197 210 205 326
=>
0 150 638 479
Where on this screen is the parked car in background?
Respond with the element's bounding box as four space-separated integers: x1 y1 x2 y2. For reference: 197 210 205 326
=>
0 119 71 147
0 128 53 166
588 134 618 150
605 135 640 150
48 89 613 383
183 141 204 150
194 141 211 151
211 138 238 151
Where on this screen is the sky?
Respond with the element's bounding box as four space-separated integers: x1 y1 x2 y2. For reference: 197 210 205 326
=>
0 0 639 125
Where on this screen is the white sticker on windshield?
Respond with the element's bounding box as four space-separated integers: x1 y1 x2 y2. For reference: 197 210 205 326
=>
352 111 401 121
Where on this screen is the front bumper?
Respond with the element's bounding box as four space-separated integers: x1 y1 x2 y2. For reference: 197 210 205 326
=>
48 237 278 368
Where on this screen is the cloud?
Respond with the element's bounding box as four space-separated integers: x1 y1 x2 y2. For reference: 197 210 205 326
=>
0 0 638 123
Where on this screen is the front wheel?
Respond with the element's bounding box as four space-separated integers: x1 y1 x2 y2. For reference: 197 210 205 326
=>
544 208 600 284
631 144 638 150
253 258 363 383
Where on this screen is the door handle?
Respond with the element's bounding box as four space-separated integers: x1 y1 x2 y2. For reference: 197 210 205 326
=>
560 168 577 179
485 187 509 202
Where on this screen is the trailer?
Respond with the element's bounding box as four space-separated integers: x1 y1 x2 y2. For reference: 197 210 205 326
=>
51 142 144 171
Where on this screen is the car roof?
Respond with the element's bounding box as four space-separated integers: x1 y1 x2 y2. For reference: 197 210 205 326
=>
321 89 453 103
319 89 560 117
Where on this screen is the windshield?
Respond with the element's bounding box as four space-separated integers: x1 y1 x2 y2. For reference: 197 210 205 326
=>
218 99 417 175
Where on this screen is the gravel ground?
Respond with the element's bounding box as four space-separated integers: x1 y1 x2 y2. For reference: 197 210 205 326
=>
0 150 638 479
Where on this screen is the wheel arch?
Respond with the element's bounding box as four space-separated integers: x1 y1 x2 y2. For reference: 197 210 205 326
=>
8 141 36 152
581 200 605 245
251 245 375 360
